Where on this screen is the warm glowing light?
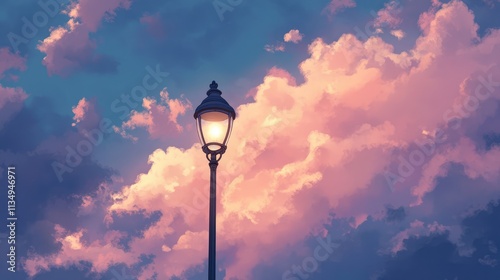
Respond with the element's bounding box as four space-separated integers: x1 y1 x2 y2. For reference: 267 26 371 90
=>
197 111 231 150
208 123 223 139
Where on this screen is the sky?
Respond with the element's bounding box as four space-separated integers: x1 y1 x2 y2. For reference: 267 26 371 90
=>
1 0 500 279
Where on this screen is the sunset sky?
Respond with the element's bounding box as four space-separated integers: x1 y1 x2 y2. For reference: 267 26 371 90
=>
1 0 500 279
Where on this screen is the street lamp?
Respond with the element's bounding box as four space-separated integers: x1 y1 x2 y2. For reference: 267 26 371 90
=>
194 81 236 280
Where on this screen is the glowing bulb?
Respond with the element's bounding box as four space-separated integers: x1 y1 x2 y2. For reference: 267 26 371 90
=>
208 123 223 139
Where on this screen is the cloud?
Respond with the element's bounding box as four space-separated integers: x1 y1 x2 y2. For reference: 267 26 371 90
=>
264 43 285 53
0 92 117 279
381 200 500 279
374 0 403 28
284 29 303 43
23 226 136 276
22 1 500 279
116 88 192 140
37 0 131 76
0 84 28 130
411 138 500 206
389 220 449 254
0 47 26 79
71 97 100 130
418 0 444 35
390 29 405 40
325 0 356 15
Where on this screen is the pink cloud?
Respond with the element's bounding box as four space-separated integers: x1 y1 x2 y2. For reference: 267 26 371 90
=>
373 0 402 28
390 29 405 40
325 0 356 15
418 0 443 35
23 225 136 276
389 220 450 254
38 0 131 76
71 97 100 130
284 29 303 43
23 1 500 279
412 138 500 205
0 47 26 79
116 88 192 140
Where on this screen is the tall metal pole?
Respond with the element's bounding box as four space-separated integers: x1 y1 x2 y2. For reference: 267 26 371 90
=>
208 157 218 280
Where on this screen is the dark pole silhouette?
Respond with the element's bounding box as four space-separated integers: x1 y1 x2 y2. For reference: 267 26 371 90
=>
208 157 217 280
194 81 236 280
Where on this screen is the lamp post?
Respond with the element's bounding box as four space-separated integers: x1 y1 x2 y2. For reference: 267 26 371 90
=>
194 81 236 280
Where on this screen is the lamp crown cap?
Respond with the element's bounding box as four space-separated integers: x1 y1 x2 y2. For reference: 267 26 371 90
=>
194 81 236 119
207 80 222 96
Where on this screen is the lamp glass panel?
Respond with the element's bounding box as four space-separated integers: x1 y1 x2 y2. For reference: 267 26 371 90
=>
196 117 204 146
226 117 234 145
200 111 229 151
